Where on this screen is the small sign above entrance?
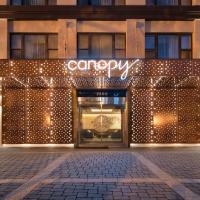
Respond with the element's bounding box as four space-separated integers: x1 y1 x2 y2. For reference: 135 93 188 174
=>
77 89 127 97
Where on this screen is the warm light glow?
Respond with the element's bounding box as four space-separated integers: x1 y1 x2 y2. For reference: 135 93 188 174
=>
91 109 113 113
2 144 74 148
130 144 200 148
153 112 177 127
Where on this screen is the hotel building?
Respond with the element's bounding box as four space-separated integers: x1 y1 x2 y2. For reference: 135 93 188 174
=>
0 0 200 148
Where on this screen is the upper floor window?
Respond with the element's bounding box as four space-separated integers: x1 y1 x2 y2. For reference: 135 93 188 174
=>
78 33 126 59
10 34 58 59
145 34 192 59
78 0 125 5
146 0 192 6
11 0 56 5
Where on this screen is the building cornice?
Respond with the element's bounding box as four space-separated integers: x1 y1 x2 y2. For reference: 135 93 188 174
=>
0 6 200 20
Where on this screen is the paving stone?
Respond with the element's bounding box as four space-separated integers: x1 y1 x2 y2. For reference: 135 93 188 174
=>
22 182 184 200
0 149 199 200
0 183 22 199
0 153 62 179
141 150 200 179
49 152 156 179
184 183 200 195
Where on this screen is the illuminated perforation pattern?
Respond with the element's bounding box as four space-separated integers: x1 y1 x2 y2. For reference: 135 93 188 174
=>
27 89 51 143
52 77 72 89
178 87 200 143
153 89 177 143
2 76 73 144
51 89 73 144
176 76 199 89
4 77 26 89
3 89 26 144
130 77 151 89
130 88 152 143
130 76 200 143
0 60 9 77
10 60 41 76
72 77 131 89
41 60 66 76
1 60 200 144
193 60 200 76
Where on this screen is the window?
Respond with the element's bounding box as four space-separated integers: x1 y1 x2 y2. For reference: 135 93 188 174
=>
146 0 191 6
78 33 126 59
10 34 58 59
145 34 192 59
11 0 56 5
78 0 125 5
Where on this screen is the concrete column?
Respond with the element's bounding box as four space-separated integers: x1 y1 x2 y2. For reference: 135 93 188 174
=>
193 0 200 5
58 19 77 59
57 0 76 5
0 0 7 5
193 20 200 59
126 19 145 59
126 0 145 5
0 19 8 59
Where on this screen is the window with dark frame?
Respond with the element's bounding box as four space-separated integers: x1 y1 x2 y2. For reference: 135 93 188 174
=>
145 33 192 59
78 0 125 6
146 0 192 6
78 33 126 59
10 33 58 59
10 0 57 5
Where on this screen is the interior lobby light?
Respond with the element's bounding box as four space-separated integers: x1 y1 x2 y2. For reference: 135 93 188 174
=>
91 109 113 113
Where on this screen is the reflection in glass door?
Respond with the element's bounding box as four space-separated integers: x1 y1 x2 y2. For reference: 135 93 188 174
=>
77 90 127 147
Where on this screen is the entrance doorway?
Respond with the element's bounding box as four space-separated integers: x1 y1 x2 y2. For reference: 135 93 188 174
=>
77 89 128 148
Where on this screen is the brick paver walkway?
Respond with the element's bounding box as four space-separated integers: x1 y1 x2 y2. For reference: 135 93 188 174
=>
0 148 199 200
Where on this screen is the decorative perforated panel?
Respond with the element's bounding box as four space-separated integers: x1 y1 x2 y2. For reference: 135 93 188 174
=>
0 59 200 144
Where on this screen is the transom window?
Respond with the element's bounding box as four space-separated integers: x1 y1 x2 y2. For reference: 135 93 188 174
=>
78 0 125 5
10 0 56 5
10 34 58 59
145 34 192 59
78 33 126 59
146 0 192 6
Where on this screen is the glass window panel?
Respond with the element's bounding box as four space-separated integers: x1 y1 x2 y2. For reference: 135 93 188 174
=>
115 50 125 58
156 0 178 5
115 0 125 5
146 0 155 5
24 0 46 5
11 0 22 5
181 0 191 5
92 0 112 5
145 35 155 49
78 0 89 5
78 50 89 58
48 50 58 59
181 35 191 49
115 35 125 49
91 35 113 58
11 50 23 59
25 35 46 59
79 35 89 49
158 35 179 59
11 35 22 49
145 50 156 59
48 35 58 49
181 50 192 59
48 0 57 5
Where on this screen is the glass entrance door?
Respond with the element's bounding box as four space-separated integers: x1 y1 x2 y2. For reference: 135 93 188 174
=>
77 90 127 147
